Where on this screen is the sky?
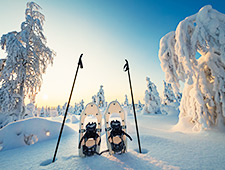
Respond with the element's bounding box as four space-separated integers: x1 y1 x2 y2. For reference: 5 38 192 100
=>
0 0 225 107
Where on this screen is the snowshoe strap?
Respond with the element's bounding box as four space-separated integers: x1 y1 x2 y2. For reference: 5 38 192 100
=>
82 145 97 156
78 135 85 149
86 149 109 156
96 128 102 132
99 149 109 155
110 137 126 153
105 127 111 131
122 131 132 141
79 129 86 133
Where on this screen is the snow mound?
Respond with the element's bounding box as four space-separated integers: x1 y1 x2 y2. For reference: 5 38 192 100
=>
71 115 79 124
0 117 74 151
172 117 198 133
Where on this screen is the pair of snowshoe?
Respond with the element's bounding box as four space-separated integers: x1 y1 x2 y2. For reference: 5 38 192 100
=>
78 101 132 157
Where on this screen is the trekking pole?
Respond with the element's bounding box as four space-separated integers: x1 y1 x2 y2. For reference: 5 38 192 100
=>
123 59 142 153
52 54 83 163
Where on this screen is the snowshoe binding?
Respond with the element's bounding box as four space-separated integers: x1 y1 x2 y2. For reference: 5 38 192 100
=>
104 101 132 155
78 103 102 157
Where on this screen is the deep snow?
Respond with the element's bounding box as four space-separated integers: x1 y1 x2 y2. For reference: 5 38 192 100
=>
0 111 225 170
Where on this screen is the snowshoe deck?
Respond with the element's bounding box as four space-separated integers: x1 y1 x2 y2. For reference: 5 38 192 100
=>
78 103 102 157
104 101 131 155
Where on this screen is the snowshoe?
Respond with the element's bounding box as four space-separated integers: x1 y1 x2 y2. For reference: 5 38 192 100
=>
104 101 132 155
78 103 102 157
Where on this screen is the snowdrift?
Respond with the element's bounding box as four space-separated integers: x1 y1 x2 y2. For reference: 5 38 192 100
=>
0 117 74 151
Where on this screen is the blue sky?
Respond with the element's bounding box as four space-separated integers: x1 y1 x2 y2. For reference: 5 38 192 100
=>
0 0 225 107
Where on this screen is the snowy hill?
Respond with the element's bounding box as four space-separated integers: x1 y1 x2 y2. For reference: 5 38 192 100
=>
0 118 74 151
0 112 225 170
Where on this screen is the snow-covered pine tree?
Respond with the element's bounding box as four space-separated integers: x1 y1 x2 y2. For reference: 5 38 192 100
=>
123 94 132 116
162 80 176 105
39 107 45 117
57 105 62 116
73 103 78 115
159 5 225 131
24 93 36 118
124 94 129 106
0 2 54 127
96 85 106 109
62 102 67 116
33 105 38 117
143 77 161 114
92 95 97 104
77 100 84 115
45 107 50 117
137 100 143 110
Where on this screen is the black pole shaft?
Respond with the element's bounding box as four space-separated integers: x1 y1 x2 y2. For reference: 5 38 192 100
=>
52 54 83 163
127 69 142 153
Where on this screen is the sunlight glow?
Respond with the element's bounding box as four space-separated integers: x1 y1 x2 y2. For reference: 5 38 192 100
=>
42 94 48 100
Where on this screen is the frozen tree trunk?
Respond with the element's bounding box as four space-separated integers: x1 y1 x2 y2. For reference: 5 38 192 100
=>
159 5 225 131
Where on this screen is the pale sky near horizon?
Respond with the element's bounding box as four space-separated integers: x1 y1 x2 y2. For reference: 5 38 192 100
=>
0 0 225 107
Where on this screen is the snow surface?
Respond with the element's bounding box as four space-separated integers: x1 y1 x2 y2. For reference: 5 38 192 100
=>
0 111 225 170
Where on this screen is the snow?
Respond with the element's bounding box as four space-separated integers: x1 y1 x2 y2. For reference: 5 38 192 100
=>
1 110 225 170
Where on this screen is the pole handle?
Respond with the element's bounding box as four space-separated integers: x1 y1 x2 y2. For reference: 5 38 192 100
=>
123 59 129 72
78 54 83 69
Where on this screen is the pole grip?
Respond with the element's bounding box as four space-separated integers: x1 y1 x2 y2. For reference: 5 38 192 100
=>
78 54 83 69
123 59 129 72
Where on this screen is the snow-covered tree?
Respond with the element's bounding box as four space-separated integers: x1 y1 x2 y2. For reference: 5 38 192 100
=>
124 94 129 106
45 107 50 117
162 80 176 105
73 103 78 115
143 77 161 114
57 105 61 116
159 5 225 130
92 95 97 104
0 2 54 127
39 107 45 117
96 85 106 108
137 100 143 110
122 94 132 116
76 100 84 115
61 102 67 116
